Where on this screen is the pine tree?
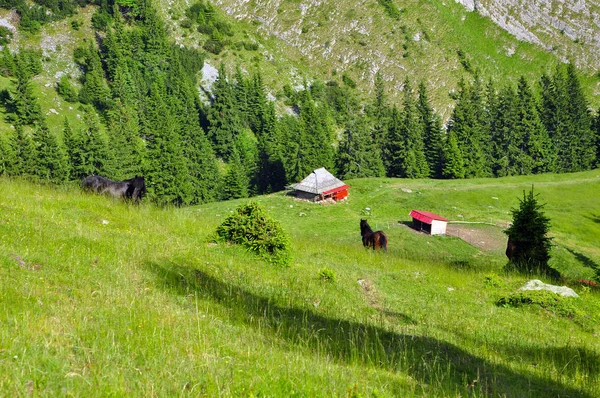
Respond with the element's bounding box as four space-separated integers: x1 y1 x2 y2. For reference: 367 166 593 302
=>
5 62 43 126
539 64 595 173
565 63 595 171
384 106 403 177
78 105 111 178
221 146 249 200
385 79 428 178
7 125 35 177
143 80 192 205
441 130 465 179
31 119 69 183
208 63 243 159
78 42 111 111
298 88 334 172
447 78 489 178
62 117 82 180
106 100 145 180
0 134 11 175
336 114 385 179
515 77 555 174
504 186 555 276
167 47 220 204
255 104 287 194
595 108 600 168
369 71 389 153
492 84 519 176
417 81 444 178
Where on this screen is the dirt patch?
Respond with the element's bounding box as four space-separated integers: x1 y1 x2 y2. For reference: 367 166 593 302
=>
445 224 507 252
357 279 382 310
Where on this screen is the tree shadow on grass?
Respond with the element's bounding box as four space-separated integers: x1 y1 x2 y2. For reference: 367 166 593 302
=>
584 214 600 225
448 327 600 386
566 248 600 279
146 260 594 398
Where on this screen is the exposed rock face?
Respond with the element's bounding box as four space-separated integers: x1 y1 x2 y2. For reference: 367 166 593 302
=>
455 0 600 68
520 279 579 298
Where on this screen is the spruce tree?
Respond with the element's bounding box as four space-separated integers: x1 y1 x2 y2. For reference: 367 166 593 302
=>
504 186 555 276
255 105 287 194
447 78 489 178
493 84 519 176
5 63 43 126
441 130 465 179
515 77 555 174
369 71 390 154
167 48 220 204
298 88 334 172
106 100 145 180
7 125 35 177
62 117 82 180
208 63 243 159
221 146 249 200
0 134 10 175
31 119 69 183
565 63 595 171
78 105 111 178
78 41 111 111
336 114 385 179
386 79 428 178
143 80 192 205
384 106 403 177
417 81 444 178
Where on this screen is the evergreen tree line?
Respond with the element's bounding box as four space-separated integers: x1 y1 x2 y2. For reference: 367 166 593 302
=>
1 0 600 205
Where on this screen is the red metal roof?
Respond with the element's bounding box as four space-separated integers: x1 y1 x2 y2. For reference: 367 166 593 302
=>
409 210 448 224
322 185 350 196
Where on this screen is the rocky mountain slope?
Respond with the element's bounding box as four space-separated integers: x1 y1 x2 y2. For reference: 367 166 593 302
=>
455 0 600 70
186 0 600 114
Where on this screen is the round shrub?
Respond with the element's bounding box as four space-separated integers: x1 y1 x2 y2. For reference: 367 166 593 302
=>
216 202 291 266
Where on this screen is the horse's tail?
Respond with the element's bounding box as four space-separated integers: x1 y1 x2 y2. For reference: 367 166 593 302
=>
381 232 388 251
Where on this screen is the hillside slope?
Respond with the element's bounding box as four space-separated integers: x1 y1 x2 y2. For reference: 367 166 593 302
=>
1 172 599 396
456 0 600 70
180 0 600 113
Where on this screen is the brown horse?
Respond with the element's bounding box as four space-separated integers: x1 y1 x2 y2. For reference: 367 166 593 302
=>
360 219 388 251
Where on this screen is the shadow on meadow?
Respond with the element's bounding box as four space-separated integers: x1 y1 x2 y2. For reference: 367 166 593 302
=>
448 327 600 386
567 248 600 279
146 261 593 397
585 214 600 225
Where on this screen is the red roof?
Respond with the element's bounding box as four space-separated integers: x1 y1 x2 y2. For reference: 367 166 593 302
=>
409 210 448 224
323 184 349 196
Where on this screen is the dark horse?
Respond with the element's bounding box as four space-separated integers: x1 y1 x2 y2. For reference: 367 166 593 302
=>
505 236 517 260
360 219 388 251
82 175 146 202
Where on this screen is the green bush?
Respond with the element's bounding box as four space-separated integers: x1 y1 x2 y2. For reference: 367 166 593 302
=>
318 267 336 282
497 290 583 321
56 75 79 102
0 26 13 46
203 38 225 54
216 202 291 266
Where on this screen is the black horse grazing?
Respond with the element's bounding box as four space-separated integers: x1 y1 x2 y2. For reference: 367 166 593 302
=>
505 236 517 260
82 175 146 202
360 219 388 251
123 176 146 202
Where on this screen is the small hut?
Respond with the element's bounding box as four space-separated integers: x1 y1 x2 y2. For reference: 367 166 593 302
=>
409 210 448 235
287 168 349 202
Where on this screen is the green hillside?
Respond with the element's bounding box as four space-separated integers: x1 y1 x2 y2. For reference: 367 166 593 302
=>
1 171 599 396
162 0 600 113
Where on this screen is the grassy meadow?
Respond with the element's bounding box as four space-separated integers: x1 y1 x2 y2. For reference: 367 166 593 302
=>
1 171 600 396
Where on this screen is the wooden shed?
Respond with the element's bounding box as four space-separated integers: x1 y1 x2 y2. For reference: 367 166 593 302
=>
287 168 349 202
409 210 448 235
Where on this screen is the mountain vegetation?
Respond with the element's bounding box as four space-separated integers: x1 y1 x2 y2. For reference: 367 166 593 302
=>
0 0 599 206
1 171 600 396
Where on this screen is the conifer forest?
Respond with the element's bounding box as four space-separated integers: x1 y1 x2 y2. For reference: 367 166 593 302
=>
0 0 599 205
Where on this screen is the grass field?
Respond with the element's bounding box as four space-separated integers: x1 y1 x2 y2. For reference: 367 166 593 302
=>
1 171 600 396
